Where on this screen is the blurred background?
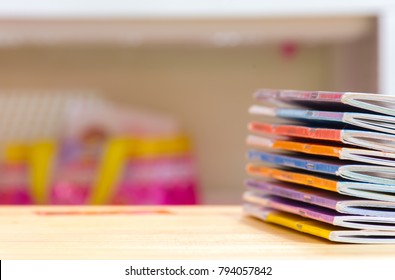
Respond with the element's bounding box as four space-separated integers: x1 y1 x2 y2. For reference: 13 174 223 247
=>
0 1 392 205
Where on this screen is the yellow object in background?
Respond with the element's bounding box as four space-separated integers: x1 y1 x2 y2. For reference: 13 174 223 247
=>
1 134 196 205
4 143 31 163
89 138 129 205
132 135 191 157
89 135 192 204
29 141 56 204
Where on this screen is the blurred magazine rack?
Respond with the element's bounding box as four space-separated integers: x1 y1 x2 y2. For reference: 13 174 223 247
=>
0 91 198 205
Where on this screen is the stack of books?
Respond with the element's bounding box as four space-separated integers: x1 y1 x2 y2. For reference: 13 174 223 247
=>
243 89 395 243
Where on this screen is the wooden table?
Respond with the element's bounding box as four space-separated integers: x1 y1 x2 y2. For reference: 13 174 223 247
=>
1 206 395 259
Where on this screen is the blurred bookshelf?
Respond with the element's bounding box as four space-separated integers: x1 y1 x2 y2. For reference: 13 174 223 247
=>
0 0 393 204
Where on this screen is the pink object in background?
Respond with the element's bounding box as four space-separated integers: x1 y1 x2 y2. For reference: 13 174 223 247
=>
49 140 199 205
49 163 96 205
112 155 198 205
0 163 32 204
280 41 299 59
49 140 103 205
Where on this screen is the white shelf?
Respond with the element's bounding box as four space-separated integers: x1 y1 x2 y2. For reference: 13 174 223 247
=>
0 18 373 47
0 1 393 96
0 0 392 18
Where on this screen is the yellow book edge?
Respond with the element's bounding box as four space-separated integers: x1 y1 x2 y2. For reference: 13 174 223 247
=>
243 203 395 244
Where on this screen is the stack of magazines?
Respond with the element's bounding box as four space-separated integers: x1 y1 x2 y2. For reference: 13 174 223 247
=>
244 89 395 243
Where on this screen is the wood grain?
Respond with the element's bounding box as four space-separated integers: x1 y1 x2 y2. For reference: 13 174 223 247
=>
1 206 394 259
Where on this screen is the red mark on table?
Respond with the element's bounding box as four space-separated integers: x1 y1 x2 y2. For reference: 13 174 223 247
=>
34 209 171 216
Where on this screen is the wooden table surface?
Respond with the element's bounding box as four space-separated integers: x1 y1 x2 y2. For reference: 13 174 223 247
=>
1 206 395 259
